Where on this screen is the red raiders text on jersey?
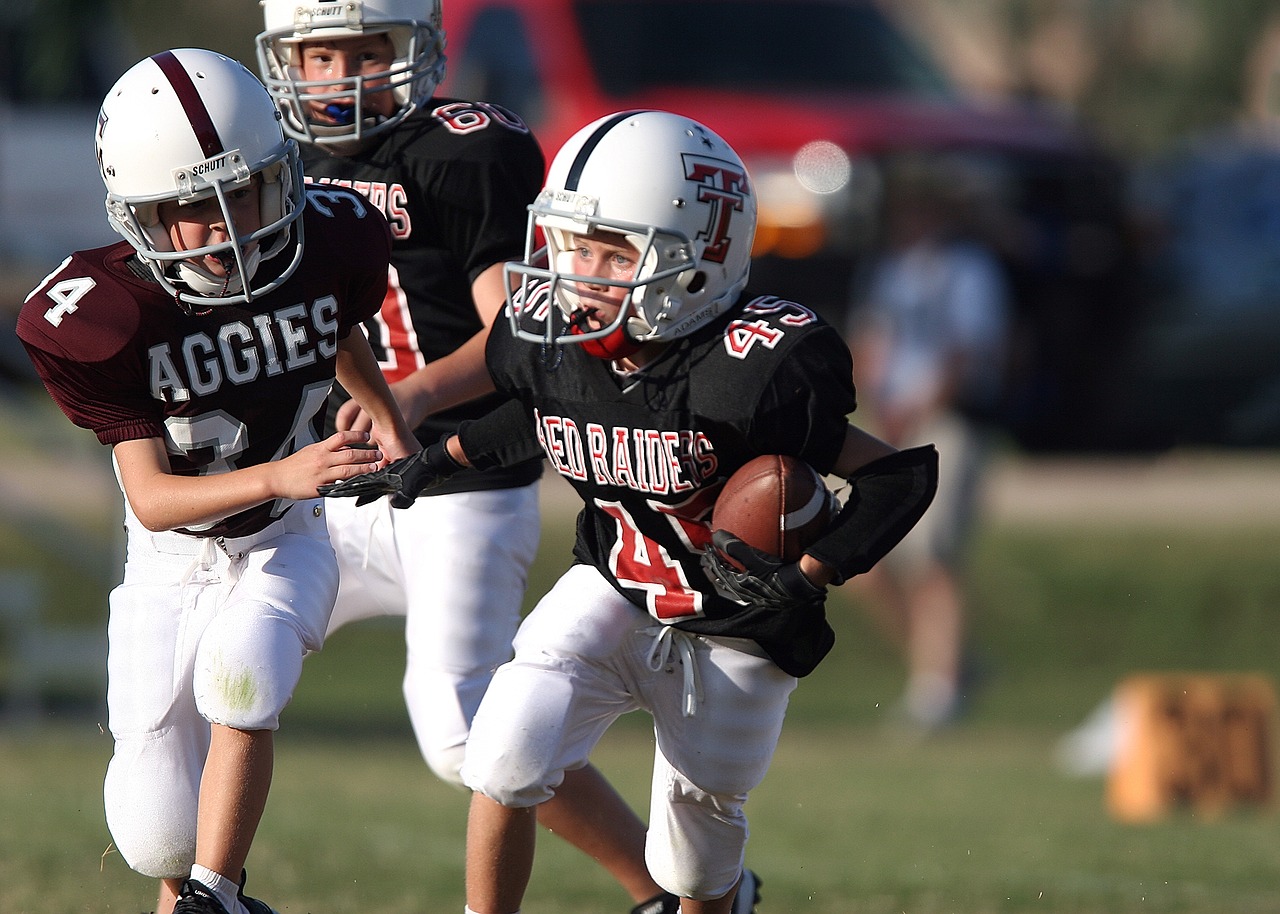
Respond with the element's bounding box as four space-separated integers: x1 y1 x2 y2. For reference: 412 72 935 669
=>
480 294 857 675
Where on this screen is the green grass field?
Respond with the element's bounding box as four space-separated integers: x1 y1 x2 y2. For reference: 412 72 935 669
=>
2 475 1279 913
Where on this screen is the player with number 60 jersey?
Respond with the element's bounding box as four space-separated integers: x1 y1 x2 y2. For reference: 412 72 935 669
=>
298 93 545 476
255 2 670 909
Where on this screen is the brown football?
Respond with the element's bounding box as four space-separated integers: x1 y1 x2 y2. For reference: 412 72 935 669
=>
711 455 833 562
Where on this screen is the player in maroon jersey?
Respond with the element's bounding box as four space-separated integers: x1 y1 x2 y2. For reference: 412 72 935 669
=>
17 49 417 914
320 110 939 914
254 3 678 910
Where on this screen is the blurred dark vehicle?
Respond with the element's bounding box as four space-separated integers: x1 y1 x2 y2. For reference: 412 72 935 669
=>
441 0 1136 452
1110 130 1280 449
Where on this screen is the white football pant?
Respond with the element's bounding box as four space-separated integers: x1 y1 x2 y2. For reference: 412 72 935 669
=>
461 563 797 901
103 500 337 878
324 483 540 785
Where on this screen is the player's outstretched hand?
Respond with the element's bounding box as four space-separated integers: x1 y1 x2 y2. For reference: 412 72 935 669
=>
271 430 385 502
317 436 463 507
701 530 827 611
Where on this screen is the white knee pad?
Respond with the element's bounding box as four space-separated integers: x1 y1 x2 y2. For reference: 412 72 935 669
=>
460 665 580 808
646 765 748 901
404 668 484 789
420 740 467 789
461 726 561 808
194 607 306 730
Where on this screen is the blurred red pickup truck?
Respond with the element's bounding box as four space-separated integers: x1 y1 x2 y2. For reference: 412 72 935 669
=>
440 0 1137 451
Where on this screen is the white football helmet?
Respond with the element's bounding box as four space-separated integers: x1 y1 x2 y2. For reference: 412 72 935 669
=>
256 0 446 148
96 48 305 308
506 110 756 359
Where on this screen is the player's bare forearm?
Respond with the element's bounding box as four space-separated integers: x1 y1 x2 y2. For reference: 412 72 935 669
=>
797 553 838 587
336 263 506 432
334 330 496 433
444 433 470 466
388 258 507 423
113 432 385 532
335 332 418 459
393 333 497 427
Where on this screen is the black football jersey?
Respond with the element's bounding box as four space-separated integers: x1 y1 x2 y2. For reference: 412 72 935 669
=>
17 186 389 539
485 294 859 676
301 98 545 494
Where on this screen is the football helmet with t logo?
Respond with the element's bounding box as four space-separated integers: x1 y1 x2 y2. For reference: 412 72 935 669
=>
506 109 758 358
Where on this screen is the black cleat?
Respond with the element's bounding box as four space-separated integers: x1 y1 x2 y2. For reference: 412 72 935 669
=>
630 891 679 914
172 870 278 914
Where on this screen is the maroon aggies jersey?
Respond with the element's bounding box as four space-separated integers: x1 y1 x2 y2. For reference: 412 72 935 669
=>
481 294 858 677
301 98 545 495
17 186 390 540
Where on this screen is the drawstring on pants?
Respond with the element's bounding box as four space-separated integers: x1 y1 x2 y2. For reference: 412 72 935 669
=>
647 625 702 717
179 536 220 586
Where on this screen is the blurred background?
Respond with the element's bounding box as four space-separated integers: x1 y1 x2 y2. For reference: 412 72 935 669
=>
3 0 1280 753
6 0 1280 450
2 4 1280 911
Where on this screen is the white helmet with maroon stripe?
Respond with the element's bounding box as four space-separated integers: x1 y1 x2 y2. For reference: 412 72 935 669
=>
96 48 305 306
506 110 757 358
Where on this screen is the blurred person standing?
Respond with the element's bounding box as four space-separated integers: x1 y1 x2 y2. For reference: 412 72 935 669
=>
846 156 1012 732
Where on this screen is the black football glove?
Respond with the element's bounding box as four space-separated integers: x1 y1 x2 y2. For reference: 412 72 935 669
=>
701 530 827 612
317 436 462 507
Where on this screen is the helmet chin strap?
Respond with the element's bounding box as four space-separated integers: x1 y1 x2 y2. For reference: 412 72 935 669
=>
569 312 643 360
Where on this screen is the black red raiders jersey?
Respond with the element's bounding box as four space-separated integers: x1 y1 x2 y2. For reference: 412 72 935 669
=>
484 294 859 677
17 186 389 540
301 98 545 495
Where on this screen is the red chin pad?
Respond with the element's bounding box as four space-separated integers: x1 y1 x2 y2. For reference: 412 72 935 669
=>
570 318 643 360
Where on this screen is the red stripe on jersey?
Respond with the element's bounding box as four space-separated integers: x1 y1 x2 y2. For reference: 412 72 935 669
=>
152 51 224 159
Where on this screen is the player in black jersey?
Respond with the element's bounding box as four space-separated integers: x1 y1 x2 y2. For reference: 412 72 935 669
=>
19 49 418 914
321 110 939 914
254 2 670 910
